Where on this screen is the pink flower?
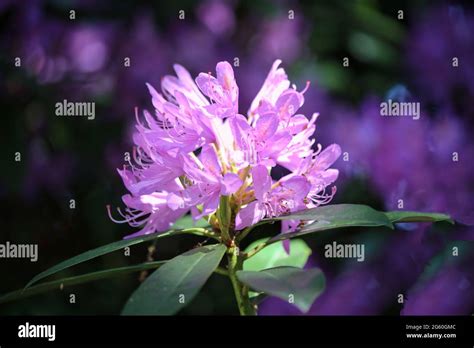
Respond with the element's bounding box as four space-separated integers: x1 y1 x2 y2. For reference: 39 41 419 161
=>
109 60 341 238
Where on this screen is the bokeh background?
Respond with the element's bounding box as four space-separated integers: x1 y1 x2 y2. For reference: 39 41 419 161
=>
0 0 473 315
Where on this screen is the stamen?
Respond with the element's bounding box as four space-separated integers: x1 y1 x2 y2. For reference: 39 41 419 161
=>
301 80 311 94
106 205 129 224
134 107 145 128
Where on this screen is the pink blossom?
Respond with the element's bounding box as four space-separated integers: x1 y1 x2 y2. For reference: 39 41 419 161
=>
109 60 341 238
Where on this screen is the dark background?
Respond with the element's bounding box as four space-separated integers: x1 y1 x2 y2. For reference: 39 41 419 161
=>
0 0 473 315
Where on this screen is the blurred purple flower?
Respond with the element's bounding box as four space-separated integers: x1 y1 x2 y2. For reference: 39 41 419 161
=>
2 1 118 90
402 247 474 315
251 14 306 64
407 5 474 116
66 26 111 74
114 14 171 115
319 96 474 225
197 0 236 37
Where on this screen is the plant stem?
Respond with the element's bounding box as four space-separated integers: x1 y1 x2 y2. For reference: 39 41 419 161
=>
214 267 229 276
218 196 232 243
186 228 220 241
227 245 256 316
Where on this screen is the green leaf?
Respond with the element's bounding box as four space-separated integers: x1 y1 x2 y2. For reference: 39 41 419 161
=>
122 244 226 315
271 204 391 224
268 204 393 242
244 239 311 272
25 228 205 289
237 266 325 313
1 261 166 304
266 204 452 243
243 239 312 298
385 211 454 224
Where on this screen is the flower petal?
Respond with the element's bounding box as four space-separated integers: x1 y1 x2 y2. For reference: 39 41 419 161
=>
220 173 243 195
252 164 272 201
235 201 266 230
281 175 311 201
255 112 279 140
312 144 342 172
275 89 304 120
249 59 290 116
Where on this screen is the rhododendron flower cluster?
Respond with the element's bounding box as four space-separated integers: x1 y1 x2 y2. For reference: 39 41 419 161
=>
109 60 341 239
